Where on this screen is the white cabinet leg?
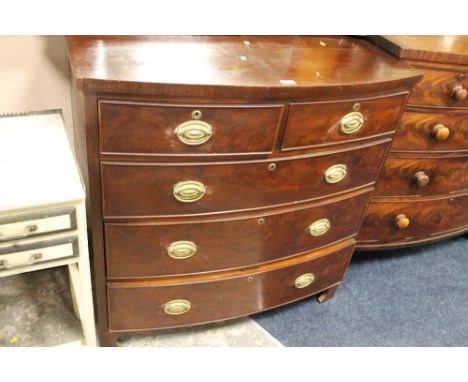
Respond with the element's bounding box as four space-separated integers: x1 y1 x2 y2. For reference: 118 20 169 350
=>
72 202 97 347
68 263 82 320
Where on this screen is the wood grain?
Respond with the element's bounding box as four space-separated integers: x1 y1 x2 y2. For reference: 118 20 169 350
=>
282 92 407 150
407 66 468 108
107 242 353 332
392 108 468 152
357 192 468 244
373 154 468 197
101 142 389 217
66 36 421 99
369 36 468 66
105 190 370 278
99 101 284 156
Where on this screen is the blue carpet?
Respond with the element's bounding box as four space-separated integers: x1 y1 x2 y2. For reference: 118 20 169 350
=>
253 236 468 346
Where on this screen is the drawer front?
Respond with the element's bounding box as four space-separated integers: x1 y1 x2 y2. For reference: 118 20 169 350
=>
282 93 407 150
101 142 388 217
408 67 468 108
374 156 468 197
392 110 468 152
0 236 78 271
105 191 370 278
0 208 75 242
107 243 353 331
99 101 284 156
358 194 468 244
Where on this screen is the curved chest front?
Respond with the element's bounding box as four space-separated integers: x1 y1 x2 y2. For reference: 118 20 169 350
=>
67 36 420 345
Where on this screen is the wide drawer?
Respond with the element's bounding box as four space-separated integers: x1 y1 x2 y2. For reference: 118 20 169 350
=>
358 193 468 245
282 93 407 150
408 67 468 108
107 241 353 331
373 155 468 197
0 208 76 242
392 109 468 152
99 101 284 156
101 142 388 217
105 190 370 279
0 236 78 271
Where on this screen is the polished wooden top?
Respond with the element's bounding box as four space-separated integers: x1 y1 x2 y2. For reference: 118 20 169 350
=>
370 35 468 65
66 36 420 98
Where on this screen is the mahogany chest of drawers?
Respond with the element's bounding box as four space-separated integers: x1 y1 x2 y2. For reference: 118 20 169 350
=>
358 36 468 249
67 36 420 346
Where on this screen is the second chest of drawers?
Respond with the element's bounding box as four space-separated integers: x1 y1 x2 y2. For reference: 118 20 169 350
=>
359 36 468 249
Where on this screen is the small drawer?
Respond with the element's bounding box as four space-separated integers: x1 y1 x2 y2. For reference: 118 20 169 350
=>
99 101 284 156
281 93 407 150
408 67 468 108
105 190 370 278
0 236 78 271
0 208 76 242
358 193 468 245
392 110 468 152
101 141 389 217
373 155 468 197
107 242 353 331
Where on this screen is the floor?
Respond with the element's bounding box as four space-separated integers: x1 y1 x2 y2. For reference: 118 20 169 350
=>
254 236 468 346
0 266 280 347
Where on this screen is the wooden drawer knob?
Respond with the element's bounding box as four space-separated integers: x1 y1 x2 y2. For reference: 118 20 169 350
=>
413 171 430 187
432 124 450 141
451 83 467 101
395 214 410 230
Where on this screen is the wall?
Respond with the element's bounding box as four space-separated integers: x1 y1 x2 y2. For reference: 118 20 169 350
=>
0 36 74 144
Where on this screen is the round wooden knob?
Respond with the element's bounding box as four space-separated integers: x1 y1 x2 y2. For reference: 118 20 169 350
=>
432 124 450 141
413 171 430 187
451 83 467 101
395 214 410 230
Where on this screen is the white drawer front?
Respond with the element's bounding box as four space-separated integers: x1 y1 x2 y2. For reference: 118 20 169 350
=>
0 237 77 271
0 208 75 242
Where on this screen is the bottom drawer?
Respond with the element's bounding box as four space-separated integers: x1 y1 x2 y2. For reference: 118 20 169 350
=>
0 236 78 271
357 193 468 248
107 240 353 332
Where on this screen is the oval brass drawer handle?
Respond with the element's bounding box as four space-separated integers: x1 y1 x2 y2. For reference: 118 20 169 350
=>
175 120 213 146
308 218 331 236
395 214 410 230
167 241 198 260
324 164 347 184
163 299 192 315
173 181 206 203
294 273 315 289
340 111 364 134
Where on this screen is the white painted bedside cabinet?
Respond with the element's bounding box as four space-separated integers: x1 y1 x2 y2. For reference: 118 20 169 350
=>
0 111 97 346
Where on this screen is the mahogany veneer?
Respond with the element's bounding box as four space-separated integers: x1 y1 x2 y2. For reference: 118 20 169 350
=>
67 36 420 346
359 36 468 250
